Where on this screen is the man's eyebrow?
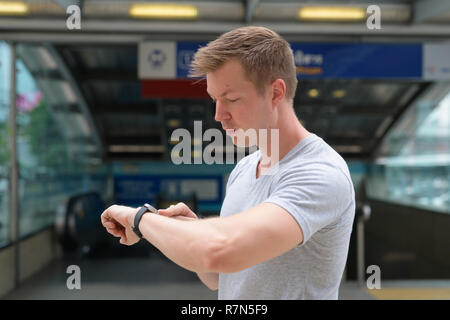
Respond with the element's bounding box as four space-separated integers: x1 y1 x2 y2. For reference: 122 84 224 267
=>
207 89 235 99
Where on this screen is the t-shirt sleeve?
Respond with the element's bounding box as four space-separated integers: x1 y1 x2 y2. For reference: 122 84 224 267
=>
263 163 351 246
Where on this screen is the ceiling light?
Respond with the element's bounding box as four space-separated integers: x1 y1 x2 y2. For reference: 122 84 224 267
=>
333 90 346 98
308 89 319 98
298 6 365 21
129 3 198 19
109 145 165 153
0 1 28 15
167 119 181 128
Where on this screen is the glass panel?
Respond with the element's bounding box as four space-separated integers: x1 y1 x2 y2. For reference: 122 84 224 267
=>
0 41 11 247
16 44 110 238
367 83 450 213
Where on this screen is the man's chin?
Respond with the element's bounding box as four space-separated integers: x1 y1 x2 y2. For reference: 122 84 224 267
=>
230 135 258 148
225 128 236 136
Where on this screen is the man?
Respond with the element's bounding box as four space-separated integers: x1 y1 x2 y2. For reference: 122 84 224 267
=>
101 26 355 299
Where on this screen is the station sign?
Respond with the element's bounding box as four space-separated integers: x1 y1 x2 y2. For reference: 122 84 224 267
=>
290 43 422 79
423 44 450 80
139 41 450 86
139 41 205 79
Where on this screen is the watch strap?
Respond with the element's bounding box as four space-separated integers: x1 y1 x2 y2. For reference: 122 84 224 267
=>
132 203 157 239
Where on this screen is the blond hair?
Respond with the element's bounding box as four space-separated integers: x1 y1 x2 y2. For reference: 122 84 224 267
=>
189 26 298 101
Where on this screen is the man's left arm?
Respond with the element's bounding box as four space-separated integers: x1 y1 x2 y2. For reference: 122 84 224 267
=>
101 202 303 274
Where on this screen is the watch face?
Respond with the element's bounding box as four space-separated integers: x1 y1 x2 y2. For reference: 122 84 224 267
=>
144 203 157 213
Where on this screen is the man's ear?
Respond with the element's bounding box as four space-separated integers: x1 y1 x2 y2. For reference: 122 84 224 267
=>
271 79 286 108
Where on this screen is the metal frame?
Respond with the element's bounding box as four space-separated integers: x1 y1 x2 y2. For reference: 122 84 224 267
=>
413 0 450 23
8 41 19 288
1 18 450 42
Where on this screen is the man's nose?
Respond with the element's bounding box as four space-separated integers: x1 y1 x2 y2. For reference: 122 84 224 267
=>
214 100 230 122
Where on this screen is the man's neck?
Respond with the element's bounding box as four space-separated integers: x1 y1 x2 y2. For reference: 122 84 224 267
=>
258 105 310 169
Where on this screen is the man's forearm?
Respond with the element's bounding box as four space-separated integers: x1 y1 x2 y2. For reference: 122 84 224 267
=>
137 212 227 273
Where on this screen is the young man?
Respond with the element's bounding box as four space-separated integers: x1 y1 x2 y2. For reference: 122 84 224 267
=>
101 26 355 299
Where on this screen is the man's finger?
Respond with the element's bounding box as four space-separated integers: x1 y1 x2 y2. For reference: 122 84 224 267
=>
120 236 130 245
100 210 110 224
175 202 198 219
158 208 188 217
158 206 177 217
158 203 197 219
107 228 121 237
110 226 126 238
100 205 119 223
103 221 117 229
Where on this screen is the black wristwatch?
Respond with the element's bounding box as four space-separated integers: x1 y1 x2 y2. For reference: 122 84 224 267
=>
132 203 158 239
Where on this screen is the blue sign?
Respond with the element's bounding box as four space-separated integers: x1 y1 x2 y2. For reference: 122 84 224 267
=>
176 42 207 78
176 42 423 79
291 43 422 79
114 175 223 212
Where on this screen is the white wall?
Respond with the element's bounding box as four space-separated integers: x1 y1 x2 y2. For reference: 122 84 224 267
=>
0 228 57 298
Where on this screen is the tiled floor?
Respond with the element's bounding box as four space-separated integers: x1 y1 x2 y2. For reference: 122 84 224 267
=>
4 250 218 300
3 248 448 300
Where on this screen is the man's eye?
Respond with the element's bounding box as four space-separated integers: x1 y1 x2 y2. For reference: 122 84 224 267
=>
228 98 239 103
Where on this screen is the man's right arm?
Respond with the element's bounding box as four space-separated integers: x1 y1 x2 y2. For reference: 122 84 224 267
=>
196 272 219 291
157 206 219 291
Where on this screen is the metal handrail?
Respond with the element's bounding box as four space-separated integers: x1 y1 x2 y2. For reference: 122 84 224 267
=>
356 203 371 287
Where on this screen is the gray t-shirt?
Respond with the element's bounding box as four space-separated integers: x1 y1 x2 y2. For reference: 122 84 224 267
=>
218 133 355 300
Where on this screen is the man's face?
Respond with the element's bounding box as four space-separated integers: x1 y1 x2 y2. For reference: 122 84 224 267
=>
206 59 272 147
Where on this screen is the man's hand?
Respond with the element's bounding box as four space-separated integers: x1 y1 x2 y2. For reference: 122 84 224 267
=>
101 204 140 246
158 202 198 221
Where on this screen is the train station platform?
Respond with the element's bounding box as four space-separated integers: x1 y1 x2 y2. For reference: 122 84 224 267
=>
3 250 450 300
3 253 374 300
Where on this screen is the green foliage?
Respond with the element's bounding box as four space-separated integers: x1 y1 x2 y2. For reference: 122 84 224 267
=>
0 122 8 167
18 100 68 170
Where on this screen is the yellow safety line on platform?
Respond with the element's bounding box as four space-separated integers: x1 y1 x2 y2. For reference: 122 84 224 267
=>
366 288 450 300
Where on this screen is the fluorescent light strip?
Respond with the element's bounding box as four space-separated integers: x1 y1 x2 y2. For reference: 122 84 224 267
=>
129 3 198 19
0 1 28 15
298 7 365 21
109 145 165 153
